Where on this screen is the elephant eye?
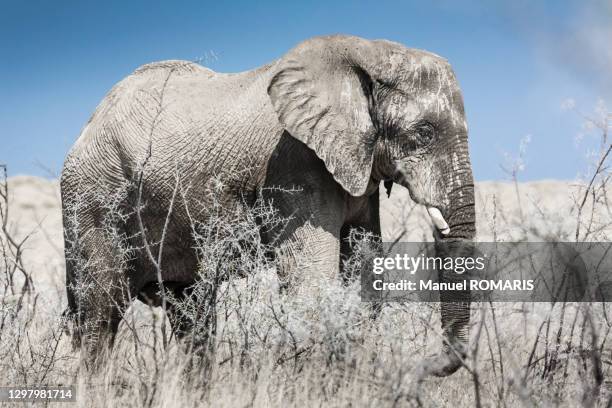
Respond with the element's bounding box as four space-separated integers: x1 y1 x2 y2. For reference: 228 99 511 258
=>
415 122 436 147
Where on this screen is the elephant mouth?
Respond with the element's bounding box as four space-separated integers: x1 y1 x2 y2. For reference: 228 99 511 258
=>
426 206 450 235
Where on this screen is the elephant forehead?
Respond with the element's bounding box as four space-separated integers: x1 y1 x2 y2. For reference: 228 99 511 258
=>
405 60 458 95
379 50 456 86
419 90 465 127
378 51 464 120
384 88 465 129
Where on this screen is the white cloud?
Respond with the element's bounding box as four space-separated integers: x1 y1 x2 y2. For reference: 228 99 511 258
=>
506 0 612 96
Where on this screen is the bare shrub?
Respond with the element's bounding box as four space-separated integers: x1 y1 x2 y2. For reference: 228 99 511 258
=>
0 100 610 407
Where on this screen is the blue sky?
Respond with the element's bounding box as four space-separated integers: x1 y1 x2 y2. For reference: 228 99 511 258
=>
1 0 610 180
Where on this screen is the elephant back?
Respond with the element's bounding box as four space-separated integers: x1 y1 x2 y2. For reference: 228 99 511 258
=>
133 60 215 77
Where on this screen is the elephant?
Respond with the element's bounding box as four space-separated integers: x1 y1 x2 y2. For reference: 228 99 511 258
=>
60 34 476 376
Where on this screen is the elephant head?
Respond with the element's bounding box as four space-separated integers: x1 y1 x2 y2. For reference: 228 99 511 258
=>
268 35 476 376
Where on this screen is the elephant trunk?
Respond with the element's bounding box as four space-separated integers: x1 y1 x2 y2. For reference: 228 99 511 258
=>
424 159 476 377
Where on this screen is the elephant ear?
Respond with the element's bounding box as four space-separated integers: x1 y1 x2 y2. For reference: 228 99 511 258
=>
267 36 379 197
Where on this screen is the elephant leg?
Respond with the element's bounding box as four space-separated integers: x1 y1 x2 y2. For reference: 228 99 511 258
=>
339 188 382 285
260 133 349 293
274 220 343 295
166 283 217 371
65 221 131 369
268 195 344 293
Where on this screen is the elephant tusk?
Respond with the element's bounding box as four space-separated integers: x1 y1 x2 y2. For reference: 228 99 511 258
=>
427 207 450 235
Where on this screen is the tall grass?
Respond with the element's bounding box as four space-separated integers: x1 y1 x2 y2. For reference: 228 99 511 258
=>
0 102 610 407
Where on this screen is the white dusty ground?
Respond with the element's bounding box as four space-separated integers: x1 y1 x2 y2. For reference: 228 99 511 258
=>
4 176 610 298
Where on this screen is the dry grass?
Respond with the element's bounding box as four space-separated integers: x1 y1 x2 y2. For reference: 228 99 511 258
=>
0 105 611 407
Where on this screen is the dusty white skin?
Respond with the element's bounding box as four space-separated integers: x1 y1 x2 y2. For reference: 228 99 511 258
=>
60 35 475 377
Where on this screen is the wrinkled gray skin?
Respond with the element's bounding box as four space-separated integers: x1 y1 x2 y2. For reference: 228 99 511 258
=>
61 35 476 376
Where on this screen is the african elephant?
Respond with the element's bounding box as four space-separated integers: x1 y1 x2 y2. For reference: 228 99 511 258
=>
61 34 476 376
